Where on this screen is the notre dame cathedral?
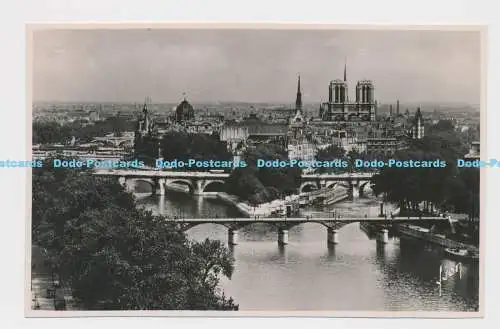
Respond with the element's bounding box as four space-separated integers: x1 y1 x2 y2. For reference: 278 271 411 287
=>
319 64 377 122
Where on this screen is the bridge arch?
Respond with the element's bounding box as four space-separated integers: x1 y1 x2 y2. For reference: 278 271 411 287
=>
179 219 360 232
126 178 155 193
300 182 319 193
296 220 355 231
232 221 282 231
325 182 350 189
89 140 107 147
359 181 372 197
179 221 232 231
180 220 283 232
102 140 119 147
118 140 134 148
202 180 226 193
166 179 195 194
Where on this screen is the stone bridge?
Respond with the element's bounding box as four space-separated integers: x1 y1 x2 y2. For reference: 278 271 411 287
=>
94 169 375 197
94 169 230 195
300 172 375 198
92 136 135 148
168 216 449 247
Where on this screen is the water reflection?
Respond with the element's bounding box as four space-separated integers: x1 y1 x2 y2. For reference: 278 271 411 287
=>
376 243 387 265
326 245 336 260
277 244 288 263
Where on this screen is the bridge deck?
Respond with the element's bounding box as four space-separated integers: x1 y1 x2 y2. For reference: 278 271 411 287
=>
94 169 231 178
167 217 445 223
94 169 374 179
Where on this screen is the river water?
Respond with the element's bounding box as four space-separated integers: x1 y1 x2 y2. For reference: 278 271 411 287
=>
136 191 480 312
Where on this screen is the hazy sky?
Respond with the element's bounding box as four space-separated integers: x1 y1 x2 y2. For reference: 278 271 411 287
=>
32 28 481 104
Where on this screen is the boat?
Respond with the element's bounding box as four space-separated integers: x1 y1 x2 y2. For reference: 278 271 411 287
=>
444 247 479 262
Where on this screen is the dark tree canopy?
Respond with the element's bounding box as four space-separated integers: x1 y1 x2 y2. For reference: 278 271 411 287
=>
134 131 232 169
371 124 479 219
32 163 238 310
225 144 301 204
33 117 136 145
315 144 346 174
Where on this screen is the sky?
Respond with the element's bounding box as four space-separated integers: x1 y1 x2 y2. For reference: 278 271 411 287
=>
32 28 481 105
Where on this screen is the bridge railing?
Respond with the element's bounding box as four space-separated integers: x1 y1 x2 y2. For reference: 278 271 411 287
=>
95 169 374 179
93 169 231 177
166 216 446 221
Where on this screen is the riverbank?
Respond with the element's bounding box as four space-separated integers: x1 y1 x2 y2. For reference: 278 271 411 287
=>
161 184 351 218
205 188 352 217
212 192 298 217
398 224 479 254
357 220 479 255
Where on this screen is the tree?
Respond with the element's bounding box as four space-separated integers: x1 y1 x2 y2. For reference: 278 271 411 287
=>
430 119 454 132
32 165 238 310
33 117 137 145
33 121 73 144
225 144 301 204
346 148 372 173
371 124 479 217
133 131 232 170
315 145 346 173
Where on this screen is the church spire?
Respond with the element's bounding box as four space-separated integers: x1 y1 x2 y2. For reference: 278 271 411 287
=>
295 74 302 113
343 58 347 82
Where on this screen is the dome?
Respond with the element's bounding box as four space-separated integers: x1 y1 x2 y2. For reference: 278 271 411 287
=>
176 99 194 115
175 98 195 123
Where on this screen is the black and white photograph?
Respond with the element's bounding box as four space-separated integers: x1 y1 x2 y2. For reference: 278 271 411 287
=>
27 24 484 315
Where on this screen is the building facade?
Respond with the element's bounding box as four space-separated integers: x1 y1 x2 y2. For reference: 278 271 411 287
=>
464 141 480 160
411 107 425 140
134 101 160 160
366 138 406 158
175 97 195 123
319 64 377 122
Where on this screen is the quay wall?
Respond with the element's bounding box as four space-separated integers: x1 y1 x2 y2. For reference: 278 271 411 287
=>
398 224 478 252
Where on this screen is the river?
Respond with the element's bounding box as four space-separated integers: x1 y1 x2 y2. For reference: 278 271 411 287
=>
135 191 480 312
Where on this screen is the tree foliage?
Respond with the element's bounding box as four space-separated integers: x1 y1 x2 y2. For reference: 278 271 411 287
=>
161 132 232 163
225 144 301 204
371 123 479 218
134 131 232 169
33 117 136 144
315 145 346 174
32 163 238 310
314 145 375 173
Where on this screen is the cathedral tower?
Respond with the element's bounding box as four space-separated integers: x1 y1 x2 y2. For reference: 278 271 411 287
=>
322 62 376 122
292 75 305 124
295 75 303 114
412 107 424 139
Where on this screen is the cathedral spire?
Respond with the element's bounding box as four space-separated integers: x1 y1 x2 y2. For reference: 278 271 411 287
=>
343 58 347 82
295 74 302 113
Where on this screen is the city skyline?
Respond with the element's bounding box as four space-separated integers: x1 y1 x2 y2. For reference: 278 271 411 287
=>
32 28 481 105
